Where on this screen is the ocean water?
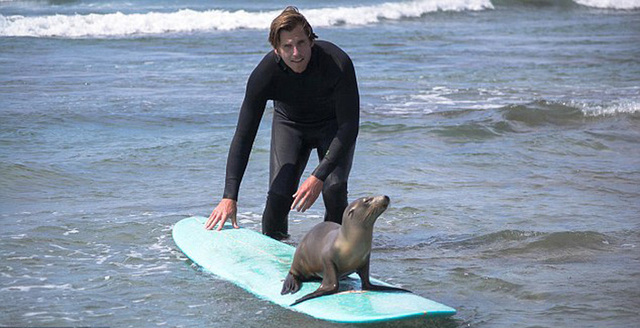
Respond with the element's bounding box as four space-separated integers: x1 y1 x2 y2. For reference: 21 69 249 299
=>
1 0 639 327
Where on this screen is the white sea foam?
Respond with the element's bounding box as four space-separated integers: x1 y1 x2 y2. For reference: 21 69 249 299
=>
0 0 493 38
579 101 640 117
574 0 640 9
2 283 81 292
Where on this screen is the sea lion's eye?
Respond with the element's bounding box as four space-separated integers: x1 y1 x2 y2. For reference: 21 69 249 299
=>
348 209 355 217
364 197 372 204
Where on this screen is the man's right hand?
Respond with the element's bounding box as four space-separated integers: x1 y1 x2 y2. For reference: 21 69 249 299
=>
205 198 239 230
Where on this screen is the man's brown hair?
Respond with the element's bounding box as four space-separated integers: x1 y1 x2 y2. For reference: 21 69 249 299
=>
268 6 318 49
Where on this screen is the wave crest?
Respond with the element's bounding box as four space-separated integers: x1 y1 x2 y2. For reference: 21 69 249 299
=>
0 0 493 38
439 230 615 263
574 0 640 9
492 0 640 9
501 100 640 127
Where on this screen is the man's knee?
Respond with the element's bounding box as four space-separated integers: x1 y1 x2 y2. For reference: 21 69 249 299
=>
323 181 348 200
322 182 348 224
262 192 293 240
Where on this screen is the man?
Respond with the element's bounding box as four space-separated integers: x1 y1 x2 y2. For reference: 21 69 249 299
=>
205 6 360 240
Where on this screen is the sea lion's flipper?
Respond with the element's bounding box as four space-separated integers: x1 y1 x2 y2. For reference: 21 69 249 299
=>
290 283 339 306
357 256 412 293
290 260 339 306
362 282 411 293
281 272 301 295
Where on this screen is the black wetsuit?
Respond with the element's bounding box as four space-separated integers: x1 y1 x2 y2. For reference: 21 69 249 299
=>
222 40 360 239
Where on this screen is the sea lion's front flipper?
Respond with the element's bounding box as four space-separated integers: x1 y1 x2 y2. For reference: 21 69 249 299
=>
357 255 412 293
290 260 339 306
281 272 301 295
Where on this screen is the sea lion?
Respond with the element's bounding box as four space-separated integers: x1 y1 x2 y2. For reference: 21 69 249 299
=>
281 195 410 305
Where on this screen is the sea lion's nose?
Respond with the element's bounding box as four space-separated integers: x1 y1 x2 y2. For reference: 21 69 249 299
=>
376 195 390 207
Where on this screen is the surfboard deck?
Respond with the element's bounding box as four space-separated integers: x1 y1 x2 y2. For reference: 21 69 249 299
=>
172 216 456 323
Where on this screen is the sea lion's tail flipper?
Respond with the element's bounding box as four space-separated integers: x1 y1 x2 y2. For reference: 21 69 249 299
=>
362 283 412 294
357 258 412 293
281 272 301 295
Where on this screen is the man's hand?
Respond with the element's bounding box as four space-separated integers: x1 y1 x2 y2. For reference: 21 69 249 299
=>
205 198 239 230
291 175 324 212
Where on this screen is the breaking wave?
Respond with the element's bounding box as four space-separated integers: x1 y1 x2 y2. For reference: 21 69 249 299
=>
501 100 640 126
0 0 493 38
2 0 635 38
573 0 640 9
493 0 639 9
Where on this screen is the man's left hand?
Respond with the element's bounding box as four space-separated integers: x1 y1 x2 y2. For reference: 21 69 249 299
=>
291 175 323 212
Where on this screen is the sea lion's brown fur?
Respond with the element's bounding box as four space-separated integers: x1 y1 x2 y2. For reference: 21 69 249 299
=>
281 195 409 305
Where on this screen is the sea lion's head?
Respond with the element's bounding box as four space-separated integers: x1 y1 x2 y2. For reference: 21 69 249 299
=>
343 195 390 227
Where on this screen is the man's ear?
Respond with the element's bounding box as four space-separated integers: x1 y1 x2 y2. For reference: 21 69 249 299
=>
273 48 281 61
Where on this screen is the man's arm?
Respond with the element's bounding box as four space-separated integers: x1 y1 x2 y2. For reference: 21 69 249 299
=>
312 52 360 181
292 49 359 212
207 54 273 229
223 54 275 201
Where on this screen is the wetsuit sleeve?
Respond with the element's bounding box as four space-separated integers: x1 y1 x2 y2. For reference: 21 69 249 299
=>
222 55 273 201
312 55 360 181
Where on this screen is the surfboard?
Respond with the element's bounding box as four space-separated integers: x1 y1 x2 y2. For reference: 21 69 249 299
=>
172 216 456 323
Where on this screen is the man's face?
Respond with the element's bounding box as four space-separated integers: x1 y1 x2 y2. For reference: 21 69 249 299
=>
274 25 313 74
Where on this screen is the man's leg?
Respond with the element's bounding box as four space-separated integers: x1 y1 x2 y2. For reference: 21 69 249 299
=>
262 192 294 240
262 115 310 239
317 139 355 225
